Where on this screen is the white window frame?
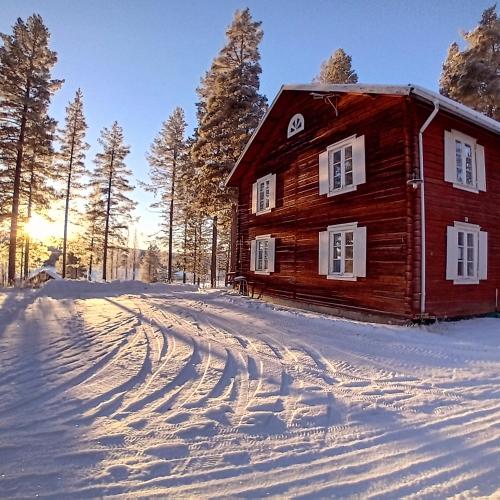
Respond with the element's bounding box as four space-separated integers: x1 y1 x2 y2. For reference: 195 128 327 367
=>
319 222 367 281
287 113 304 138
444 129 486 193
319 134 366 198
250 234 276 275
251 173 276 215
446 221 487 285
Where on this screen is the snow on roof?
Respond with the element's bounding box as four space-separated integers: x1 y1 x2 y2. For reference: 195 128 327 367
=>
26 266 62 281
226 83 500 185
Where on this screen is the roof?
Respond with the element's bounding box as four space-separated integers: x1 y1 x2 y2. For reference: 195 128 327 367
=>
226 83 500 186
26 266 61 281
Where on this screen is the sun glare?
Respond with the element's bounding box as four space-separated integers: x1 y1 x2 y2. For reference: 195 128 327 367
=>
25 214 60 242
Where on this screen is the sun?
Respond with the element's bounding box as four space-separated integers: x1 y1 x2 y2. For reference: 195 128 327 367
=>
25 213 60 242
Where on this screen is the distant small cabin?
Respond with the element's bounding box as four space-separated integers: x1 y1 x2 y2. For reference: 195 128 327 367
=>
226 83 500 322
25 267 61 288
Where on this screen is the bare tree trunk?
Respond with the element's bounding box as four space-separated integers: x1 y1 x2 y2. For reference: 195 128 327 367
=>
210 215 217 288
102 150 115 281
167 149 177 282
183 219 187 284
8 91 30 285
193 222 198 285
230 203 237 274
62 117 77 279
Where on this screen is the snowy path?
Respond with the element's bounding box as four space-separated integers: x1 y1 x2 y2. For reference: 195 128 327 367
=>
0 281 499 498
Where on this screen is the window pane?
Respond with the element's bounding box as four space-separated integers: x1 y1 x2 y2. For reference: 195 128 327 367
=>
333 150 341 164
265 180 270 208
458 232 464 245
344 158 352 172
456 140 463 183
345 232 354 245
345 245 353 259
344 145 352 160
333 174 341 189
458 246 464 260
332 259 341 273
345 172 353 186
467 232 474 247
345 259 353 274
458 261 464 277
465 144 473 186
467 261 474 277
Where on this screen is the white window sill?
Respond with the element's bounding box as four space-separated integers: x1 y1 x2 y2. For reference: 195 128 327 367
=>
452 183 479 194
327 184 357 197
327 274 357 281
254 270 271 275
255 208 272 216
453 278 480 285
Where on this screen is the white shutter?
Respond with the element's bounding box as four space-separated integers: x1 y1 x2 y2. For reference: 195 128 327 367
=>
267 238 276 273
476 144 486 192
250 240 256 271
269 174 277 209
444 130 456 184
318 231 329 275
352 135 366 186
353 226 367 278
446 226 458 280
251 182 258 214
319 151 329 195
478 230 488 280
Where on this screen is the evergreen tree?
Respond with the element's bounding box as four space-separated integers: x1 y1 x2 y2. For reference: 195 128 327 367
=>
439 5 500 119
144 107 187 282
192 8 267 287
91 122 135 281
0 14 62 283
143 241 161 283
314 48 358 84
21 116 58 278
82 184 106 280
58 89 89 278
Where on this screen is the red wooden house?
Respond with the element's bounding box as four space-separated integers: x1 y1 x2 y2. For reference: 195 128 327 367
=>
226 84 500 322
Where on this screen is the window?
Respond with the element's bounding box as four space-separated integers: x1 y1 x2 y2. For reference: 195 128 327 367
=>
319 222 367 280
444 130 486 192
319 135 365 197
287 113 304 138
446 222 487 284
250 235 276 274
251 173 276 215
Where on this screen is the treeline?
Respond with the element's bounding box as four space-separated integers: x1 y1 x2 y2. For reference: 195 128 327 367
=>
0 15 136 284
0 5 497 286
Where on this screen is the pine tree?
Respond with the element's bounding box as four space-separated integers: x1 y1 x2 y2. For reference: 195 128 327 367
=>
192 8 267 287
58 89 89 278
91 122 135 281
82 184 106 280
144 107 187 282
143 241 161 283
439 5 500 119
21 116 59 278
314 48 358 84
0 14 62 283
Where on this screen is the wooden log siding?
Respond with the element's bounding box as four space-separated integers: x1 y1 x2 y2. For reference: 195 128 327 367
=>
415 101 500 318
236 93 417 320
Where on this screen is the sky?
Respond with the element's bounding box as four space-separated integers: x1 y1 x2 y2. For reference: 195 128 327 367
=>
0 0 493 246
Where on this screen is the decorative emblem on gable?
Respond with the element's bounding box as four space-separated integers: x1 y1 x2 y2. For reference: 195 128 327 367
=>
287 113 304 138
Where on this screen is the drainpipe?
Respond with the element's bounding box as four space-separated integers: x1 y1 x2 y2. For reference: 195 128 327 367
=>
418 100 439 317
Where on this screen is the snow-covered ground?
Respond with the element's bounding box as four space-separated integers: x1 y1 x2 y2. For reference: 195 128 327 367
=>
0 281 499 498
